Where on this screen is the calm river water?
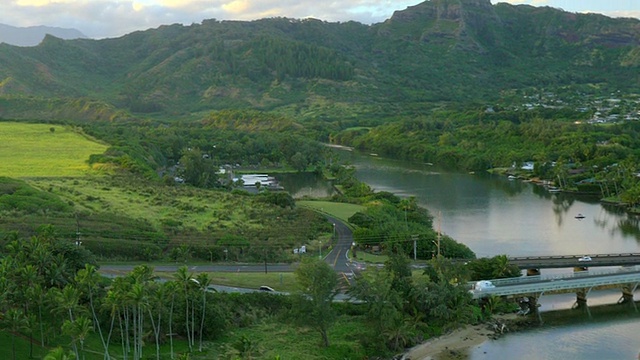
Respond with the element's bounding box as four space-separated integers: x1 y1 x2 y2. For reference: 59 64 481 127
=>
284 151 640 359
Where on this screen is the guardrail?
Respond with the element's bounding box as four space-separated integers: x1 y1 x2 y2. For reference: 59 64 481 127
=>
509 253 640 261
467 266 640 288
470 270 640 299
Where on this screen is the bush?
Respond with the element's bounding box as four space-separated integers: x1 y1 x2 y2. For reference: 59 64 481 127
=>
0 177 72 213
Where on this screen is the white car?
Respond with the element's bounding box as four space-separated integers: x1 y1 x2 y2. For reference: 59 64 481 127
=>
578 256 592 262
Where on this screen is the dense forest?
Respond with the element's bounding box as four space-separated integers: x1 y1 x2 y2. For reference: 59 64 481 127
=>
0 227 518 359
0 0 639 116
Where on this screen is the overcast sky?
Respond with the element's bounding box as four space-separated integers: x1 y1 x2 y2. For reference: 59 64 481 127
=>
1 0 639 39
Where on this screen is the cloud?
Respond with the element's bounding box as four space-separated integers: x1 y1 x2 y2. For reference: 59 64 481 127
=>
599 10 640 19
0 0 419 38
15 0 76 5
221 0 249 14
1 0 637 40
490 0 550 5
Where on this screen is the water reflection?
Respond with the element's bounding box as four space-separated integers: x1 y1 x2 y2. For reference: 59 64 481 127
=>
470 299 640 360
341 151 640 258
275 172 334 199
331 150 640 359
618 216 640 241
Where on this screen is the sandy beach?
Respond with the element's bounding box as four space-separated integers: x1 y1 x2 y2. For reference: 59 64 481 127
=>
402 315 521 360
401 324 490 360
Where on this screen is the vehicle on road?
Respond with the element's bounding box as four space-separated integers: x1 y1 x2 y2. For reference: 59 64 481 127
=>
474 280 496 290
578 255 592 262
259 285 275 292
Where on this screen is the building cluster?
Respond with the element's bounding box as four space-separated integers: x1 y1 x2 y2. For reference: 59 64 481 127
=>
498 90 640 124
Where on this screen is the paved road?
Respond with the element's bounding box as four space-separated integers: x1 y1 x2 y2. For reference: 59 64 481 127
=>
100 263 294 274
100 216 357 276
323 215 355 274
509 253 640 269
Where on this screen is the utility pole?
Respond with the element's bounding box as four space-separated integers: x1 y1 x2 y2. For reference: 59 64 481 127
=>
333 223 336 242
75 213 82 246
437 211 442 258
412 234 418 261
264 248 268 274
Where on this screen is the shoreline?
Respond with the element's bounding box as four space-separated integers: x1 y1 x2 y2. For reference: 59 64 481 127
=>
401 314 528 360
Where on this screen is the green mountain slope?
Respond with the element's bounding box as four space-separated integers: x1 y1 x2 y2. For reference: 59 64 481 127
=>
0 0 638 120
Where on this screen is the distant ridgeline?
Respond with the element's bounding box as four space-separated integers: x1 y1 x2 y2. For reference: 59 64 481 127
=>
0 23 86 47
0 0 638 119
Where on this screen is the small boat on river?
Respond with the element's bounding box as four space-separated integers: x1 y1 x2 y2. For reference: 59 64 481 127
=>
575 214 585 219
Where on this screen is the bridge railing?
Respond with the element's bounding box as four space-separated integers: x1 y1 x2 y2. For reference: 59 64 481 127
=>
471 270 640 299
508 253 640 261
467 266 640 288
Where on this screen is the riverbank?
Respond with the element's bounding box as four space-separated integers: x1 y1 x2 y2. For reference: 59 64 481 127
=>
401 314 531 360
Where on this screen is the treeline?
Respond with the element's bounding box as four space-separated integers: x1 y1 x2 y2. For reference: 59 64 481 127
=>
244 36 354 81
0 228 519 359
334 108 640 206
0 230 297 359
81 110 328 179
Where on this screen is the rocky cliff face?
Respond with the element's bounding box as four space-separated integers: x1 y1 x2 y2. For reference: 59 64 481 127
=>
377 0 501 52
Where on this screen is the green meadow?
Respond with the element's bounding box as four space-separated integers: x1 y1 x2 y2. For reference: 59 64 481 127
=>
297 200 364 223
0 122 108 177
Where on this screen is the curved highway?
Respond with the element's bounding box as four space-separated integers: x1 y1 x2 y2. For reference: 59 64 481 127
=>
322 215 354 274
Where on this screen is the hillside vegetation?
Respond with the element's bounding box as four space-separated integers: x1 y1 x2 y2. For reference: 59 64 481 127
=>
0 122 108 177
0 0 638 120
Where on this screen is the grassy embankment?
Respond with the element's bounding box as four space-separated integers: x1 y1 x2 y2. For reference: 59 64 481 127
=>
1 122 336 266
0 122 108 177
0 121 376 289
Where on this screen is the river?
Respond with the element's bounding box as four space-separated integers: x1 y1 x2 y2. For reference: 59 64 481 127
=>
283 151 640 359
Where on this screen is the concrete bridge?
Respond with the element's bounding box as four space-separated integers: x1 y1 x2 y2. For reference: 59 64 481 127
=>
508 253 640 269
470 266 640 314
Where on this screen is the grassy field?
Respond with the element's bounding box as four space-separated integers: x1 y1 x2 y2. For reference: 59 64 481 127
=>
297 200 364 223
0 122 108 177
27 176 320 239
147 270 299 293
208 316 369 359
0 312 370 360
0 330 202 360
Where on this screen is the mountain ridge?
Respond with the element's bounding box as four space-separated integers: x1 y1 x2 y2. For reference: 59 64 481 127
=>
0 0 638 121
0 23 87 47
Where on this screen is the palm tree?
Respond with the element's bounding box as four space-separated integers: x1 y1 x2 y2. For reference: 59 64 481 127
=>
62 316 93 360
491 255 513 279
76 264 110 359
195 273 212 352
147 282 167 360
26 283 46 347
56 284 82 322
127 282 148 360
107 277 131 360
46 254 72 288
18 264 40 356
3 308 29 360
102 290 120 360
175 266 194 352
43 346 76 360
165 281 178 359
